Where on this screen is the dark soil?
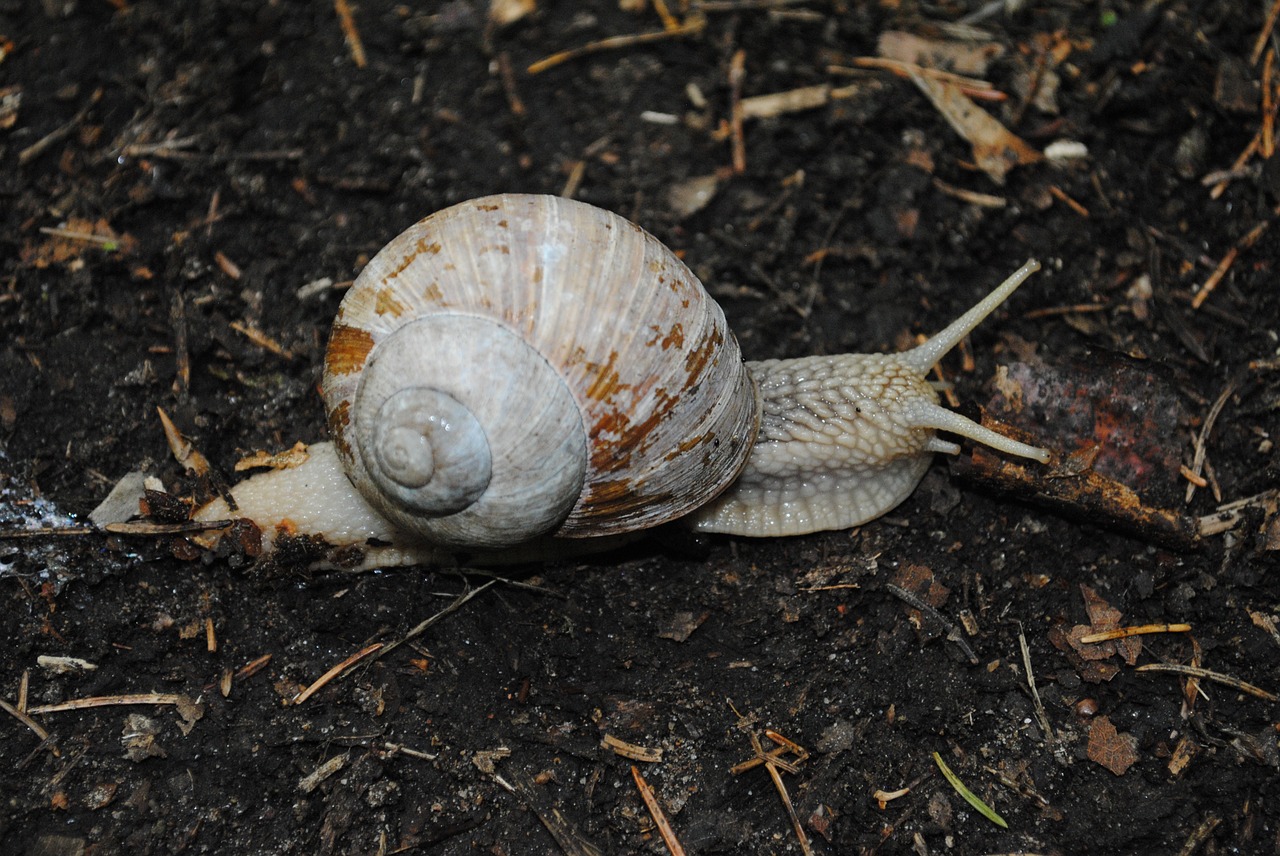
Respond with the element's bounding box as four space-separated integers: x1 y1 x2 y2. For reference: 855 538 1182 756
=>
3 1 1279 854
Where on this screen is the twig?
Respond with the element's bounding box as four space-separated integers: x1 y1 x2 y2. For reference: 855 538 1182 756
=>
1206 128 1261 198
102 519 232 537
1048 184 1090 217
1251 0 1280 65
157 407 211 475
632 766 687 856
0 697 52 745
334 0 367 68
1175 813 1221 856
291 643 383 705
1080 623 1191 643
0 526 97 539
885 583 978 664
728 49 747 174
18 89 99 165
229 320 295 360
1184 383 1235 503
1263 48 1275 157
493 771 604 856
732 728 812 855
1192 205 1279 309
495 52 526 117
846 56 1000 99
121 136 201 157
1136 663 1276 702
37 226 121 247
376 579 496 661
1017 626 1057 750
528 18 705 74
27 692 192 715
603 734 663 762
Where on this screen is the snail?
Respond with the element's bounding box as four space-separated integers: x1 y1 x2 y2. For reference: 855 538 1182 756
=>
193 194 1048 568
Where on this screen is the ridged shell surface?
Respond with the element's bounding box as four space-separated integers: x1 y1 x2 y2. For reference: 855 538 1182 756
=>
322 194 759 545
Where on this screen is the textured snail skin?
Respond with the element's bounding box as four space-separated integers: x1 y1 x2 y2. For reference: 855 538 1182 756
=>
192 199 1048 569
689 260 1049 536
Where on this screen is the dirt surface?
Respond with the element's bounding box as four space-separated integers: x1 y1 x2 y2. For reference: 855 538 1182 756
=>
2 1 1279 854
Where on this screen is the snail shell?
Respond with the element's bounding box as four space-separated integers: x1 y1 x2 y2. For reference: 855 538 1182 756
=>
320 194 759 549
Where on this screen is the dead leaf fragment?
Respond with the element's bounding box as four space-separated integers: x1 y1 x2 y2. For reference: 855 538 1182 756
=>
121 714 166 761
234 441 311 472
1072 584 1142 665
0 84 20 130
658 610 708 642
909 72 1041 184
1086 715 1139 775
21 217 137 269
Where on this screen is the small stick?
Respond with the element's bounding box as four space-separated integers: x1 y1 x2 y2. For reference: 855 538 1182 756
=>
37 226 120 247
0 697 52 744
1250 0 1280 65
1206 128 1261 199
763 750 811 855
728 49 747 174
560 160 586 200
1192 203 1280 309
121 136 200 158
1184 383 1235 503
102 519 232 536
1262 49 1275 157
167 283 192 396
651 0 681 31
334 0 367 68
845 57 1002 100
229 320 294 360
291 643 382 705
932 178 1006 208
157 407 210 475
1176 813 1221 856
885 583 978 664
1136 663 1276 702
0 526 97 539
376 579 496 661
1048 184 1090 217
631 766 687 856
528 19 705 74
731 728 812 853
495 52 526 117
1179 465 1209 488
18 89 99 165
1018 626 1056 748
27 692 192 715
603 734 663 762
1080 623 1191 643
235 653 272 680
378 741 438 761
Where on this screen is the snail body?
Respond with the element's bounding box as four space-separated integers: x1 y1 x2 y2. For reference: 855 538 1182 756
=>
195 194 1047 567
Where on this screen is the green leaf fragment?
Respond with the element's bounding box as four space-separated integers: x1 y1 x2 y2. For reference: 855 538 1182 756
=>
932 751 1008 829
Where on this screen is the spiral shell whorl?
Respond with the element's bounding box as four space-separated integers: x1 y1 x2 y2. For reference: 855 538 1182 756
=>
322 194 758 548
343 313 587 547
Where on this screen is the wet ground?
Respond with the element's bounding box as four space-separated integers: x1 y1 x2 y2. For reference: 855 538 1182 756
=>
2 1 1279 853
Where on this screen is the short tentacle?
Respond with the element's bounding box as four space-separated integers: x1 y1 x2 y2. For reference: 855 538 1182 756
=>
902 399 1050 462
